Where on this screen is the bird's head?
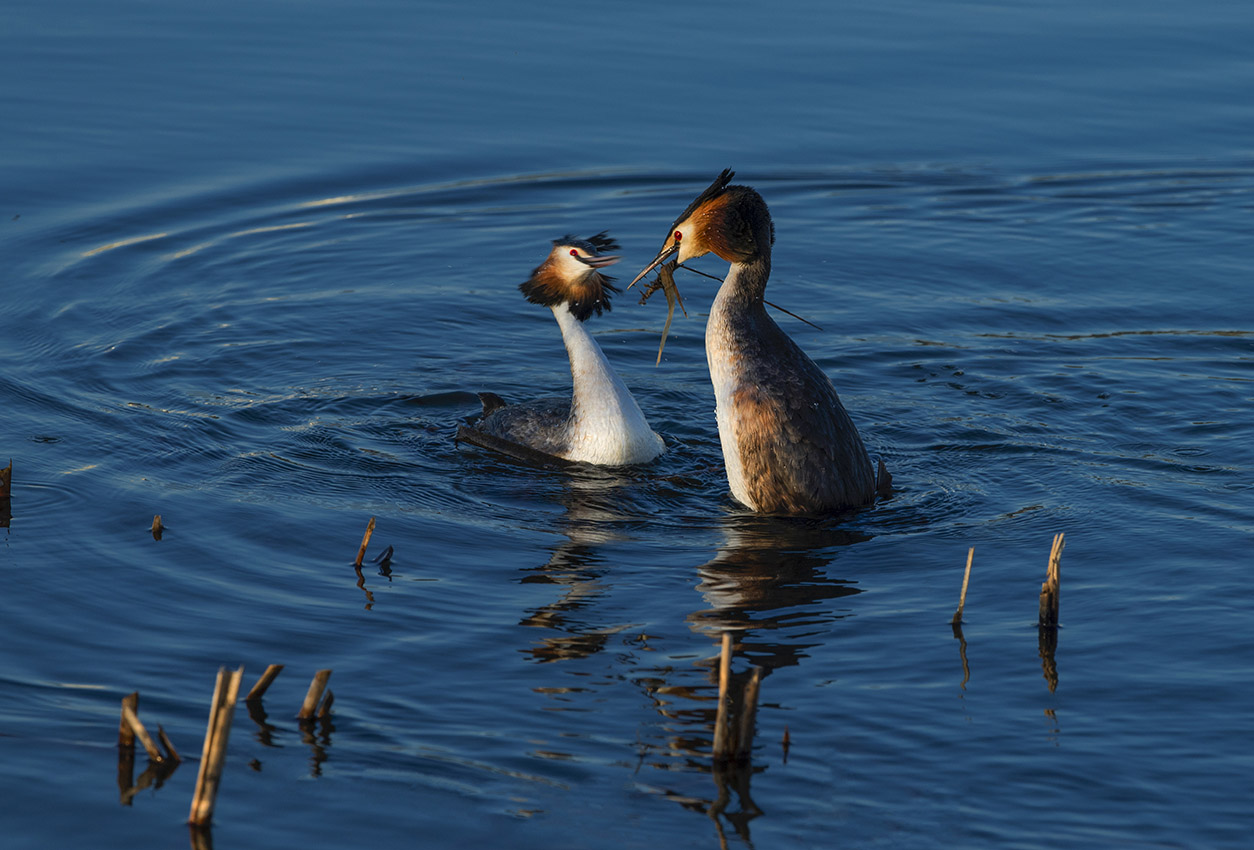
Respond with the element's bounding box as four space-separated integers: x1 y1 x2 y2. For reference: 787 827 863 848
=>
629 169 774 289
520 231 621 321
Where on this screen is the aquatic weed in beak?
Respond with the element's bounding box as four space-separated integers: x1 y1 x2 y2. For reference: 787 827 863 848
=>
636 259 686 365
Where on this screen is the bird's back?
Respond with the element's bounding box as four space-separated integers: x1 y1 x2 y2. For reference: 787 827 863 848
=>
477 397 573 458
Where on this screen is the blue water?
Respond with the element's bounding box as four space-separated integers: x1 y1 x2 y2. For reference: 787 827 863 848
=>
3 1 1253 847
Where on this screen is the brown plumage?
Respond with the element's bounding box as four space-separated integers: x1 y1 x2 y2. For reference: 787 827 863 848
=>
631 171 883 514
719 301 876 513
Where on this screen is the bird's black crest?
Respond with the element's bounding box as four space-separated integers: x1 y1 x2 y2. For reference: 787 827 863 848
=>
668 168 735 235
551 230 621 255
585 230 620 253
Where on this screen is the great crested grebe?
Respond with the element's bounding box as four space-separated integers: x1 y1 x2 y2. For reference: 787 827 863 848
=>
630 170 886 514
458 233 665 466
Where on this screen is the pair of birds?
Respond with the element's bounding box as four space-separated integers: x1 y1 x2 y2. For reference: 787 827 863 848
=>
458 170 887 515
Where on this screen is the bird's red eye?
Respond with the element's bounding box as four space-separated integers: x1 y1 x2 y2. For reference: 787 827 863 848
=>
674 230 683 242
570 249 579 257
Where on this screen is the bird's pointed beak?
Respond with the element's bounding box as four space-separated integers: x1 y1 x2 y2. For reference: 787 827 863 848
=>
578 253 620 269
627 242 679 291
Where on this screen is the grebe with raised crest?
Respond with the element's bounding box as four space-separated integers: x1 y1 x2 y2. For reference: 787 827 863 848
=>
630 170 887 513
459 233 665 467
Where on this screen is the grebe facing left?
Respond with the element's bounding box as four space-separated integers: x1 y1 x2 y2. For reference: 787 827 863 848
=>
459 233 665 467
630 170 884 514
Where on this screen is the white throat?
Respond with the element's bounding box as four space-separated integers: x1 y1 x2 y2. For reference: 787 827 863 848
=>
553 305 664 465
706 264 755 508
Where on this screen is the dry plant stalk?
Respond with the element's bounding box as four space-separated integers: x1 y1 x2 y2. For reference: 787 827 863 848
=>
0 459 12 498
298 670 333 720
157 725 181 763
151 515 164 539
952 547 974 625
188 666 244 827
355 517 376 567
118 692 139 749
121 700 166 763
245 664 285 702
1038 533 1065 627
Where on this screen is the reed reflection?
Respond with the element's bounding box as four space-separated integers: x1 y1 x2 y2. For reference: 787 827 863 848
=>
245 698 282 749
952 622 972 690
1 459 12 528
300 715 334 778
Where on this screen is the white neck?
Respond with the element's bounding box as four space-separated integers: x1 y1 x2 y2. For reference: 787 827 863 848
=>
706 263 755 507
553 305 664 465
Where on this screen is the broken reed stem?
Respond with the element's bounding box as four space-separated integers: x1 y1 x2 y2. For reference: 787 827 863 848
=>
0 459 11 498
121 701 166 763
1038 533 1065 627
298 670 333 720
711 633 733 759
190 670 227 818
151 515 163 536
317 689 335 720
157 725 181 763
354 517 376 567
188 666 244 827
735 667 762 761
952 547 974 626
246 664 285 702
118 692 139 749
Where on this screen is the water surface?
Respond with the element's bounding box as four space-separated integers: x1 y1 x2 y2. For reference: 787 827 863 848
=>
2 1 1252 848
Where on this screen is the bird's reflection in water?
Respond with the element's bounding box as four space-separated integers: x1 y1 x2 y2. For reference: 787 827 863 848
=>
518 468 643 663
689 513 869 667
663 513 870 842
517 472 871 842
641 514 870 754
